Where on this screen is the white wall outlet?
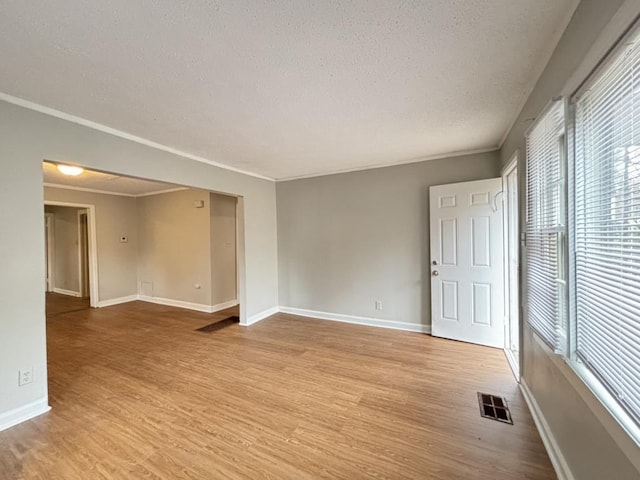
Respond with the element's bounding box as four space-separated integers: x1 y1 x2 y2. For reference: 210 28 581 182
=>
375 300 383 311
19 368 33 386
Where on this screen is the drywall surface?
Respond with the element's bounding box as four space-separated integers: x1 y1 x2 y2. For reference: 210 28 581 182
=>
500 0 640 477
0 99 277 425
44 187 139 301
210 193 237 306
524 328 640 479
137 189 213 306
46 205 81 293
277 151 500 328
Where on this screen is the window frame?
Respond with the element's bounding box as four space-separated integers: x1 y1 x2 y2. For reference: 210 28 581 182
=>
552 22 640 446
523 99 569 352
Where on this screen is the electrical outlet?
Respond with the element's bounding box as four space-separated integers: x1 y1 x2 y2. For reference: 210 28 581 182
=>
375 300 383 311
19 368 33 386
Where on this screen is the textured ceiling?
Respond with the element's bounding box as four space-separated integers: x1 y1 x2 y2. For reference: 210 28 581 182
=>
43 162 182 196
2 1 578 180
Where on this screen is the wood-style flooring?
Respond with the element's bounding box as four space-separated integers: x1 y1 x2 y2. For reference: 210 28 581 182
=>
45 292 90 317
0 298 556 479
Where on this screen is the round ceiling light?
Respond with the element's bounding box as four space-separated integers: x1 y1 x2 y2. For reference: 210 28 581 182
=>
57 164 84 176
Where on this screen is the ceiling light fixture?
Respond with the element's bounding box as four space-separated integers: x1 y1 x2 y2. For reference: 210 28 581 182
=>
57 164 84 176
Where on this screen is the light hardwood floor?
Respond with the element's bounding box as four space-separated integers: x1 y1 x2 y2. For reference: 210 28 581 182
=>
0 299 556 479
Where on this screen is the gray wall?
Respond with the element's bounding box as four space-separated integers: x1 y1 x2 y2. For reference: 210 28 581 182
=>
0 99 278 425
44 187 139 301
137 189 213 305
277 151 500 328
500 0 640 478
210 192 238 306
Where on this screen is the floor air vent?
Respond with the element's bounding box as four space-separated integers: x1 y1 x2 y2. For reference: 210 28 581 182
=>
195 316 239 333
477 392 513 424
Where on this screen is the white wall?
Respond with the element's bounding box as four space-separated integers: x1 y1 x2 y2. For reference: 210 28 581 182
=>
500 0 640 477
137 189 213 306
210 192 238 306
44 187 139 302
276 151 500 329
0 99 278 429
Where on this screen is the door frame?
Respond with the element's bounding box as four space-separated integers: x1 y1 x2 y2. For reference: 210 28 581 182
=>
77 209 90 298
45 201 99 307
45 212 55 292
502 152 520 380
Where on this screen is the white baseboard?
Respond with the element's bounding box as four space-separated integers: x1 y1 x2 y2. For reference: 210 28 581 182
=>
243 306 279 326
278 306 431 334
97 294 139 308
138 295 215 313
0 398 51 432
52 288 81 297
97 294 240 314
520 380 574 480
210 299 240 313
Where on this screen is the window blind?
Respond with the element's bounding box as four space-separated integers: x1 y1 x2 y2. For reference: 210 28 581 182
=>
525 100 566 349
573 33 640 425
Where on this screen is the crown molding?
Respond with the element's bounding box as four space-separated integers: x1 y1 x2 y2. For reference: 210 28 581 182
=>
275 146 499 182
0 92 275 182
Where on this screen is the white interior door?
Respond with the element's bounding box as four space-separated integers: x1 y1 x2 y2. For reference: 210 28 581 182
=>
430 178 504 348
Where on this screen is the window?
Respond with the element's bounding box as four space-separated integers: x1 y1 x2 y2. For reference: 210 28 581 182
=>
572 29 640 428
525 100 567 352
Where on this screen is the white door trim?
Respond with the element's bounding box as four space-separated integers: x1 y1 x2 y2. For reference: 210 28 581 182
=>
236 196 248 326
77 210 88 298
501 152 520 380
44 201 99 307
44 213 55 292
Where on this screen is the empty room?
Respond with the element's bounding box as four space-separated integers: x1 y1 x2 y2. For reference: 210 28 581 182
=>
1 1 639 479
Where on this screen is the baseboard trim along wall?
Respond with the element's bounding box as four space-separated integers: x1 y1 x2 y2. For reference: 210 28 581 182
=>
244 306 279 326
138 295 239 313
94 299 430 335
0 398 51 432
97 295 240 313
520 380 574 480
278 306 431 334
52 288 81 297
96 295 139 308
210 299 240 313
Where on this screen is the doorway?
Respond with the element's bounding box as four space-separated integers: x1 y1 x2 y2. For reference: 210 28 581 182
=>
502 155 520 377
44 201 99 308
42 161 246 322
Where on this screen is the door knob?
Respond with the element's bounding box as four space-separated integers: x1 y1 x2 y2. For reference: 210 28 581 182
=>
432 270 439 276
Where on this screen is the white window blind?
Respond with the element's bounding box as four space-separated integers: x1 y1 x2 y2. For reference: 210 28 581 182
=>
573 33 640 425
525 100 566 349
